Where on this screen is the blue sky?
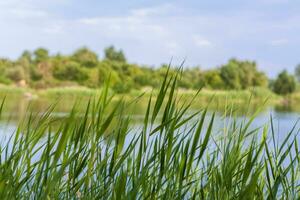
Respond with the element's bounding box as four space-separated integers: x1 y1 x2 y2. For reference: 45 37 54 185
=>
0 0 299 77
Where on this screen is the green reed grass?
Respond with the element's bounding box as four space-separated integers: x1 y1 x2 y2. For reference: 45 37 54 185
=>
0 69 299 199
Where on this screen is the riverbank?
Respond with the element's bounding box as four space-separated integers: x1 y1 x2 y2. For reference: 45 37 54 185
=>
0 84 298 113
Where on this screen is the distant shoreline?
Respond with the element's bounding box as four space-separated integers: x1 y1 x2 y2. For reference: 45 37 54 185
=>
1 85 299 113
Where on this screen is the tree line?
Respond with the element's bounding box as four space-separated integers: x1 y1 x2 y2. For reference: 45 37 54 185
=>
0 46 298 95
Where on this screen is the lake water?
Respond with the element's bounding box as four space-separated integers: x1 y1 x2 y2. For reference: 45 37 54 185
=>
0 93 299 146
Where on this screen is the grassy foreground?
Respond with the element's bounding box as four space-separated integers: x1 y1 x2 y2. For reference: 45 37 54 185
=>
0 71 299 199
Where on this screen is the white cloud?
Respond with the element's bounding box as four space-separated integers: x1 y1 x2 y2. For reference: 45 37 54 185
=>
193 35 212 47
260 0 289 4
10 9 48 18
0 0 49 19
165 41 181 55
78 11 170 41
269 39 289 46
43 24 64 34
130 3 178 17
79 18 99 25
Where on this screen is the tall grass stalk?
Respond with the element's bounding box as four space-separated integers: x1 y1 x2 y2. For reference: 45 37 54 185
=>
0 71 299 199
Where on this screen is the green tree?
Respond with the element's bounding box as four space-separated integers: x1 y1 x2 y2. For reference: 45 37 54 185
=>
113 78 133 93
20 50 32 63
6 67 26 82
220 59 241 89
177 67 204 89
72 47 98 68
34 48 49 63
133 67 155 87
238 61 256 89
273 70 296 95
204 70 224 89
253 71 268 87
98 62 121 86
30 66 43 81
53 61 88 82
219 59 268 90
295 64 300 82
104 46 126 62
0 59 12 84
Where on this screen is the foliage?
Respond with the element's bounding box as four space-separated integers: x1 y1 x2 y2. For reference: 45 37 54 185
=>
220 59 242 89
0 76 11 85
6 66 26 82
104 45 126 62
53 61 89 82
220 59 268 90
20 50 32 63
0 72 298 199
272 70 296 95
29 66 43 81
72 47 98 68
34 48 49 63
0 46 275 94
295 64 300 82
204 69 224 89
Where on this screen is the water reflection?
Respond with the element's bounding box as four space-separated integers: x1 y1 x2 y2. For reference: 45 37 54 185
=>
0 93 299 141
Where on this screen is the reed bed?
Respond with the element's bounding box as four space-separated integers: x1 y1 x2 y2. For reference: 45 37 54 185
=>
0 70 299 199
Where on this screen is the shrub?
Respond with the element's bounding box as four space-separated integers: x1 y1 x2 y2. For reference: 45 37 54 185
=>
0 76 11 85
30 66 43 81
53 61 88 82
112 78 133 93
273 70 296 95
6 67 26 82
220 59 241 89
220 59 268 90
104 45 126 62
295 64 300 82
72 47 98 68
34 48 49 63
204 70 224 89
